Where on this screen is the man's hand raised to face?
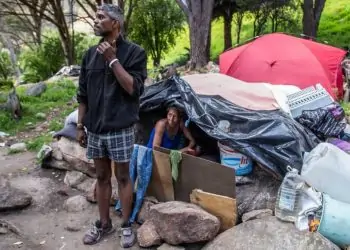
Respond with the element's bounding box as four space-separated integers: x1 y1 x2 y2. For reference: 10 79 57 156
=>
97 40 117 62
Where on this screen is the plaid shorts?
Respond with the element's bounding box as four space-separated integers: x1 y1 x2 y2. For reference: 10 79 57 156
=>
86 126 135 163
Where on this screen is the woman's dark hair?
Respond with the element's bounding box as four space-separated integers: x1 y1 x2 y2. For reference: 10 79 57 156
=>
166 106 183 118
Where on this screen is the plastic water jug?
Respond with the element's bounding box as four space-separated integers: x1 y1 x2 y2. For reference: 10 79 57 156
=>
275 166 304 222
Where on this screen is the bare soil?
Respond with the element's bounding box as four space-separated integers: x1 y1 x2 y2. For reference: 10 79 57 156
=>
0 148 147 250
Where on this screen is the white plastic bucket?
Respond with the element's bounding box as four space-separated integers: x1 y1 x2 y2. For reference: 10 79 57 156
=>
218 142 253 176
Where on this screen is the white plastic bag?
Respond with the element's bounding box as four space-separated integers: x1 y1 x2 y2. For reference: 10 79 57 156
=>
301 143 350 203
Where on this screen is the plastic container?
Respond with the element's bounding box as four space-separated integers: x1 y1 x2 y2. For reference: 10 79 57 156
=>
301 143 350 204
275 167 304 222
318 193 350 247
218 142 253 176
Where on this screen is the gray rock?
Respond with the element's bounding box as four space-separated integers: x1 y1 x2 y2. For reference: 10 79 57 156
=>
203 216 340 250
137 220 162 247
35 112 46 119
235 167 280 220
37 144 52 160
64 216 82 232
26 82 46 96
64 171 87 187
242 209 273 222
149 201 220 245
63 195 90 213
9 142 26 152
82 178 118 206
0 177 32 212
157 243 185 250
0 227 8 234
137 197 159 224
57 137 96 177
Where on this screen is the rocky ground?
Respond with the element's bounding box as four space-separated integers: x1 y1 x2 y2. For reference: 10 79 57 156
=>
0 147 146 250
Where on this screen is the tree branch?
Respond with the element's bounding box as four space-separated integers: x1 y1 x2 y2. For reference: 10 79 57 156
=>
175 0 190 16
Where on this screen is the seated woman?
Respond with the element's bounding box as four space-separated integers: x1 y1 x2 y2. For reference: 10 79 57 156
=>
147 106 196 154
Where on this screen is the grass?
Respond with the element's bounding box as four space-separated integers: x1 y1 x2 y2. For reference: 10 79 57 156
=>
0 78 78 152
161 0 350 67
0 78 77 135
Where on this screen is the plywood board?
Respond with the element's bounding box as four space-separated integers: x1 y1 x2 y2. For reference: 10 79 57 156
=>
190 189 237 231
146 149 174 202
174 151 236 202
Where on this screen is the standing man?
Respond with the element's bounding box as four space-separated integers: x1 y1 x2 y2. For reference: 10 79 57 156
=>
76 4 147 248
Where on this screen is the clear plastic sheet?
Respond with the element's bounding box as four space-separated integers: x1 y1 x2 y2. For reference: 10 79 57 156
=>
140 77 320 178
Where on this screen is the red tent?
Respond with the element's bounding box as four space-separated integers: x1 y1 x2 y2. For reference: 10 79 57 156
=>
219 33 346 100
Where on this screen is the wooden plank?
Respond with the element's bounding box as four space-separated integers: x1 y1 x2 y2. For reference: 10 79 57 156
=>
174 151 236 202
190 189 237 231
146 149 174 202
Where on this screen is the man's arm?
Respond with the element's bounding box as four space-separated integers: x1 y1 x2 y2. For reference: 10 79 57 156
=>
77 52 88 127
97 41 147 97
110 48 147 96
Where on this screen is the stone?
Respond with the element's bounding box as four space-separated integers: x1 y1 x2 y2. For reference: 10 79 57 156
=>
149 201 220 245
157 243 185 250
85 179 97 203
35 112 46 119
64 171 87 187
25 82 47 96
63 195 90 213
9 142 26 152
203 216 340 250
137 197 159 224
64 216 82 232
57 137 96 177
0 227 8 234
235 167 280 220
0 177 32 212
83 178 118 206
137 220 162 248
242 209 273 222
37 145 52 160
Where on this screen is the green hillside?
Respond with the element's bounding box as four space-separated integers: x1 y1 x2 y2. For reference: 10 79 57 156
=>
162 0 349 66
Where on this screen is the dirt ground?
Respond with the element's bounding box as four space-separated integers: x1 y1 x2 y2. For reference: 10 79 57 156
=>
0 147 148 250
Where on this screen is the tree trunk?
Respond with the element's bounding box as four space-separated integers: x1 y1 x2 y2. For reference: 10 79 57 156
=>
235 12 244 45
223 11 232 51
186 0 215 69
302 0 326 38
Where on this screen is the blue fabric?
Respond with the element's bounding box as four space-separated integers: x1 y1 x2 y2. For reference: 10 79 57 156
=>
146 127 182 149
115 144 153 223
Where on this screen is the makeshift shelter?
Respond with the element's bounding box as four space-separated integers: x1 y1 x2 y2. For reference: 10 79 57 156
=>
219 33 346 100
139 75 319 178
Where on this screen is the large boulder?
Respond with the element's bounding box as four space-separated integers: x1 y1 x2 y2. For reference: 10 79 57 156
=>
149 201 220 245
25 82 46 96
235 167 280 220
0 177 32 212
43 138 96 178
137 196 159 224
137 220 162 248
203 216 340 250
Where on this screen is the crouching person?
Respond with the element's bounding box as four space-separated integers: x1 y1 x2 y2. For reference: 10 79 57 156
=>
76 3 147 248
147 106 196 153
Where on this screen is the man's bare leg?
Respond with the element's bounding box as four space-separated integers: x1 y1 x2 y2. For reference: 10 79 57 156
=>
83 157 115 245
115 161 135 248
114 162 133 224
95 158 112 225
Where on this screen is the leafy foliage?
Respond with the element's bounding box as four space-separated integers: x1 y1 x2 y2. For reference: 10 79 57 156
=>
0 49 14 80
129 0 185 66
19 31 99 83
19 31 65 83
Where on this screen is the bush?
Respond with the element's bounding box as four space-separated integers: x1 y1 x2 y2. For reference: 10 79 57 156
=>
19 31 99 83
0 49 14 80
19 32 65 83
